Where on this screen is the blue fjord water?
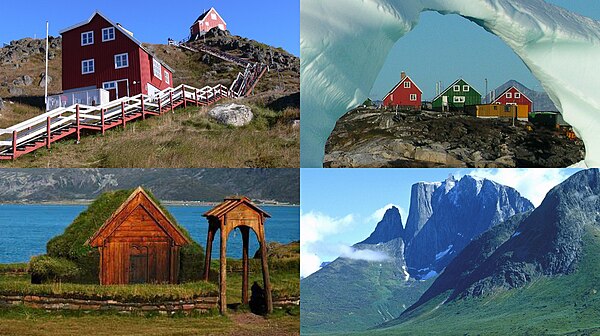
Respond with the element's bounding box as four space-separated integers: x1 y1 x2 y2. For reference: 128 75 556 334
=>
0 204 299 264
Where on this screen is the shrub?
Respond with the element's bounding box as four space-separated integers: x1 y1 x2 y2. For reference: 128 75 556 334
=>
29 255 81 284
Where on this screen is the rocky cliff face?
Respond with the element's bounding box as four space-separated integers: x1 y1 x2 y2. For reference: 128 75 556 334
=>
403 169 600 316
359 206 404 244
404 175 535 278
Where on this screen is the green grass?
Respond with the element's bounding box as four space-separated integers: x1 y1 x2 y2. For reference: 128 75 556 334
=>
0 264 28 274
357 226 600 335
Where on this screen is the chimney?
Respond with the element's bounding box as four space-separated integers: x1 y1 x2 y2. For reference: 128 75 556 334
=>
401 71 406 80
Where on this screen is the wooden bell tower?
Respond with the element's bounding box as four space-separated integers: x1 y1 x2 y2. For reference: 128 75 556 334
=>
203 196 273 314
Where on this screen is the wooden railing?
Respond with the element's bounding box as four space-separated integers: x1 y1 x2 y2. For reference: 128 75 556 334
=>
0 83 230 160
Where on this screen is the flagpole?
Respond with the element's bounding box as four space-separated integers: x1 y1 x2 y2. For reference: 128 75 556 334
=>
45 21 49 111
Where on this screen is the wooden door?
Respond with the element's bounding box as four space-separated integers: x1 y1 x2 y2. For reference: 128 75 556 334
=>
117 80 129 99
129 253 148 284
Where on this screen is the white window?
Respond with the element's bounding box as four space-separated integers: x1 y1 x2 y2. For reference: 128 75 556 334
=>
463 85 470 92
81 31 94 46
81 59 95 74
506 92 513 99
218 24 225 30
453 85 460 92
404 81 411 88
114 53 129 69
453 96 466 103
410 94 417 101
164 70 170 84
102 27 115 42
153 58 162 79
211 13 217 20
103 81 116 90
205 22 210 26
515 92 521 99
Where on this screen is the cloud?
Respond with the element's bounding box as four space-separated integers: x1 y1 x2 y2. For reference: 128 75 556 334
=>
339 245 390 261
370 203 407 226
300 211 355 278
468 169 576 206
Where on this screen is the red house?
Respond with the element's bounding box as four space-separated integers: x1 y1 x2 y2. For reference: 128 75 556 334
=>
190 8 227 38
60 11 174 101
383 72 422 110
492 86 533 113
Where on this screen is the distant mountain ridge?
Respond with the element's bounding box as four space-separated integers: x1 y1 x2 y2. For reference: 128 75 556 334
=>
0 169 299 203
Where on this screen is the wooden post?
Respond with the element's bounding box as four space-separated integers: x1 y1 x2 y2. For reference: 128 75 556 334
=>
203 226 214 281
46 116 51 149
12 130 17 160
121 102 126 128
141 98 146 120
101 109 105 135
259 219 273 313
195 90 199 107
158 97 162 114
76 105 81 142
183 87 187 108
241 227 250 305
219 223 227 314
169 91 174 112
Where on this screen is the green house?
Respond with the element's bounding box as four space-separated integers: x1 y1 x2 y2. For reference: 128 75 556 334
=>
432 79 481 111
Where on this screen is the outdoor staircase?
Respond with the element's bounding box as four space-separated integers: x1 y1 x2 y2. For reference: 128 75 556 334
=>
0 83 229 160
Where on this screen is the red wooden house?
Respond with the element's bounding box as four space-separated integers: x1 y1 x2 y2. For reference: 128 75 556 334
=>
190 8 227 37
60 11 174 101
382 72 422 110
492 86 533 113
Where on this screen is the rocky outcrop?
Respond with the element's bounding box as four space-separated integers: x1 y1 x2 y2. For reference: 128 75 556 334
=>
39 73 52 87
0 37 61 65
359 206 403 244
208 103 253 126
324 108 584 168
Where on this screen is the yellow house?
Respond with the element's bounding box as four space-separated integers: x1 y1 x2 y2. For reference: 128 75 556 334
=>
467 104 529 121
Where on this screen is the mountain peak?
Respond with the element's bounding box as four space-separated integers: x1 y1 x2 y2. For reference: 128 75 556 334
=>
359 206 403 245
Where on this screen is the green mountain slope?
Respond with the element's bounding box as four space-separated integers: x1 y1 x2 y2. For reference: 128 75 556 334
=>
367 227 600 335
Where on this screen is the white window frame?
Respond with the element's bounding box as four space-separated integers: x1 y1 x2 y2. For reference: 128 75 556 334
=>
81 31 94 46
514 92 521 99
153 58 162 79
102 27 115 42
453 85 460 92
410 94 417 101
114 53 129 69
164 70 170 84
211 13 217 20
506 92 513 99
205 21 210 26
81 59 95 74
404 81 411 89
453 96 466 103
463 85 470 92
218 24 225 30
103 81 116 90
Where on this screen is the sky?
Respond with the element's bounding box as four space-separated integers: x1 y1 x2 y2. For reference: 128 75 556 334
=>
0 0 299 56
370 1 600 100
300 168 582 278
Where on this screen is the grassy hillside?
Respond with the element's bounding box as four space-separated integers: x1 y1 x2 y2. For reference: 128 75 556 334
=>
0 36 299 168
360 226 600 335
301 255 432 334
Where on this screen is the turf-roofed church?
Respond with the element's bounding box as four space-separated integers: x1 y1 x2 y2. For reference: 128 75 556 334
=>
86 187 189 285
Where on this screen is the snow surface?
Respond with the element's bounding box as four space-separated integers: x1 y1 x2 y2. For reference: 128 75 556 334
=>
435 244 454 260
421 270 439 280
301 0 600 167
512 231 522 238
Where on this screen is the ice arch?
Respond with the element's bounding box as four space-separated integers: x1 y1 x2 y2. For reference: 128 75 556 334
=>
301 0 600 167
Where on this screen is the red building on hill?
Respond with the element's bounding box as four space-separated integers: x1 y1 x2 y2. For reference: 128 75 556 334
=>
383 72 422 110
190 8 227 38
492 86 533 113
60 11 174 101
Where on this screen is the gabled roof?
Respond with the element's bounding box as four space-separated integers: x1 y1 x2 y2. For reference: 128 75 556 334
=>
492 86 533 104
203 196 271 219
193 7 227 25
59 11 174 72
86 187 190 247
382 75 423 101
432 78 481 102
